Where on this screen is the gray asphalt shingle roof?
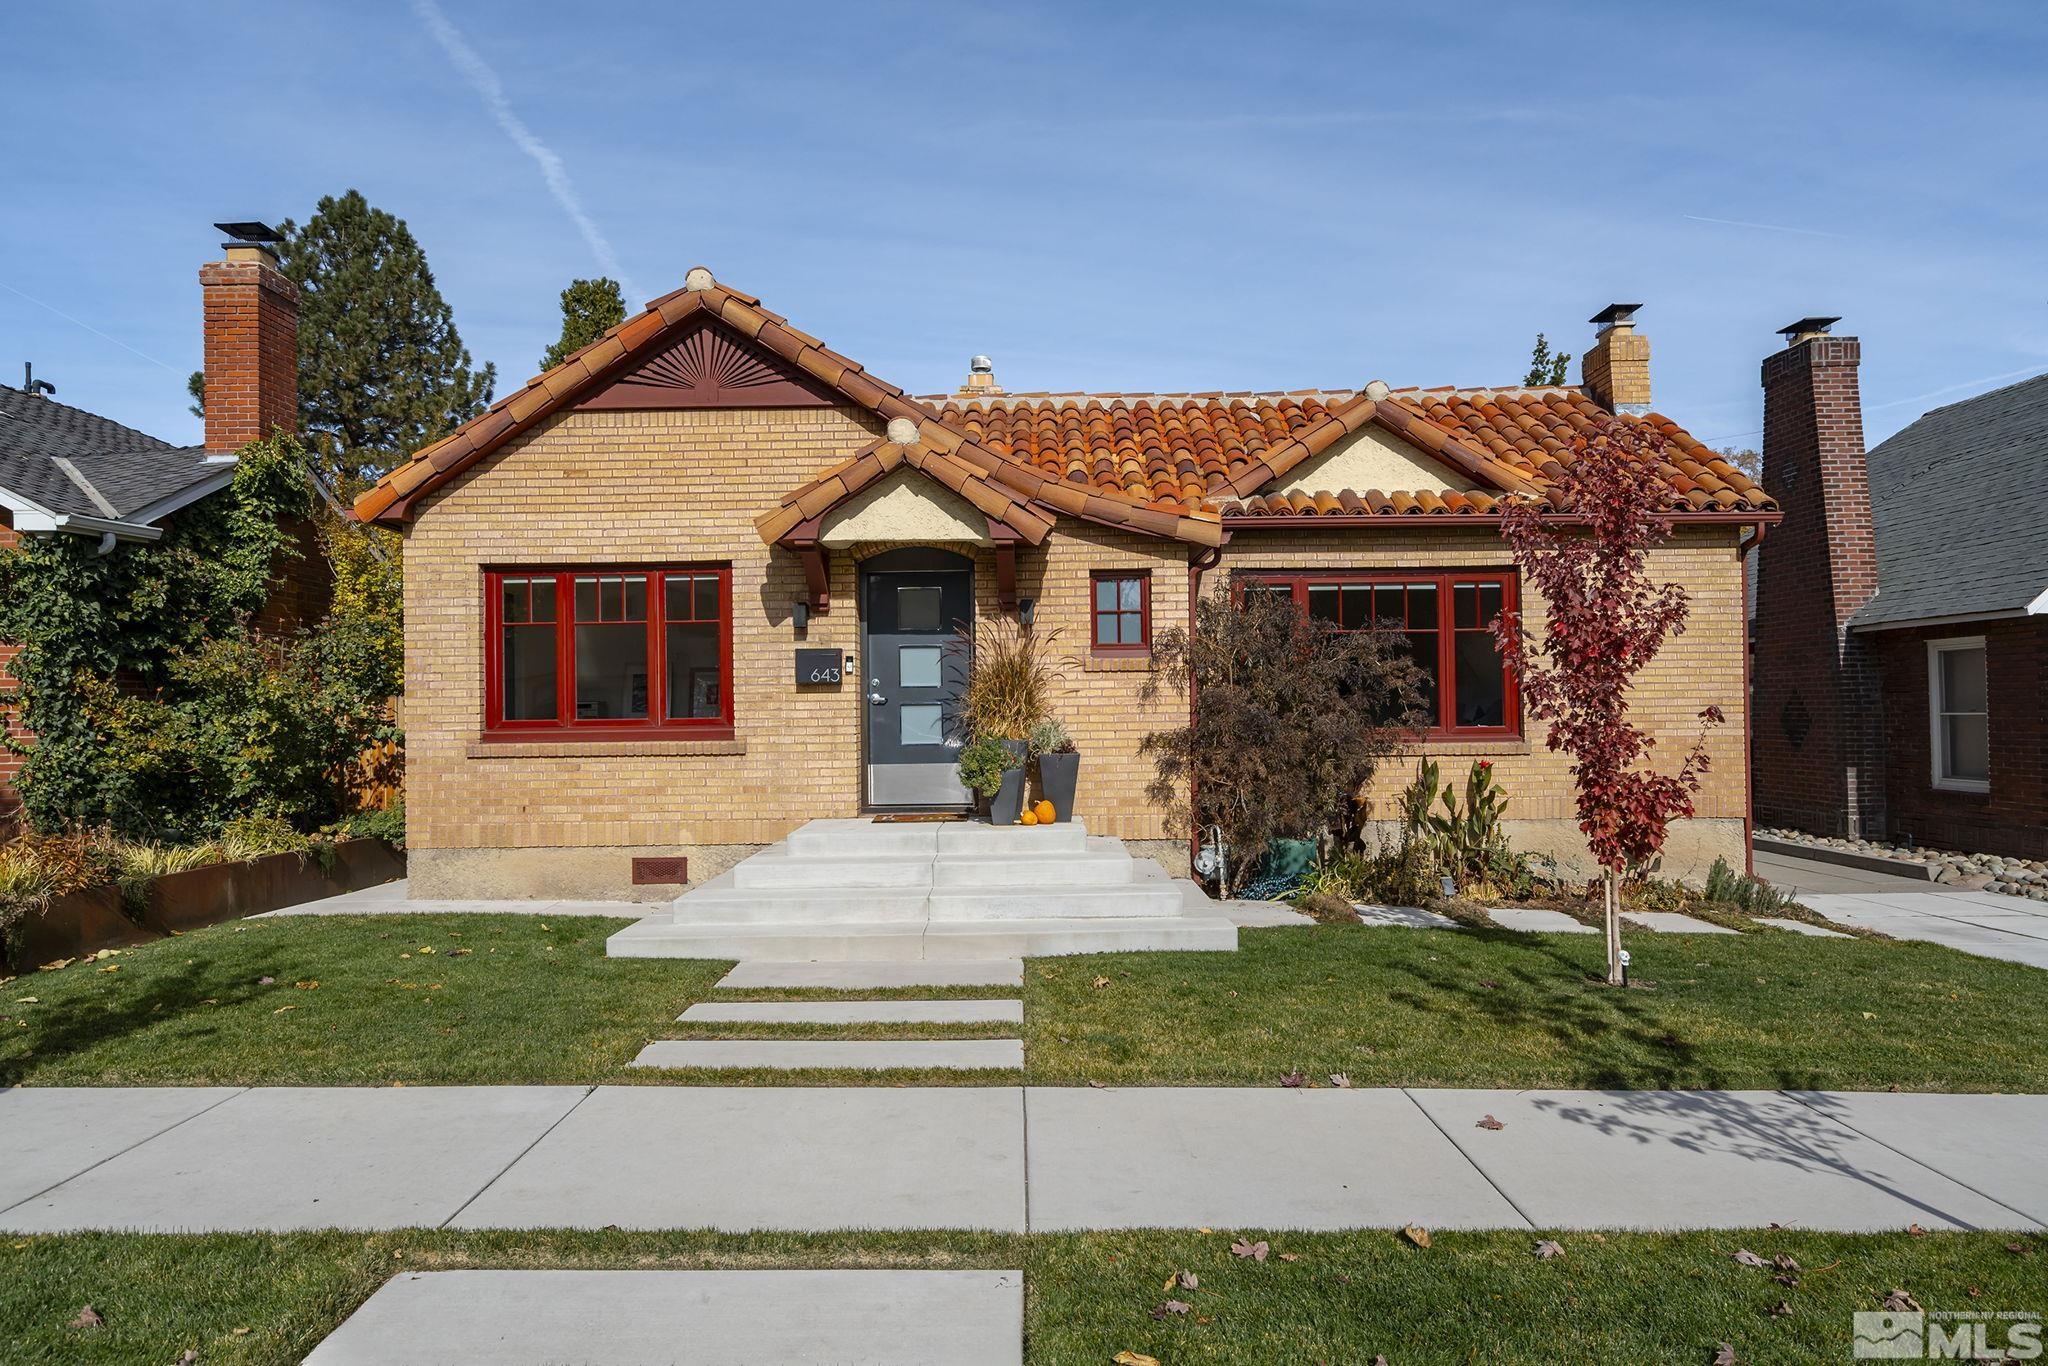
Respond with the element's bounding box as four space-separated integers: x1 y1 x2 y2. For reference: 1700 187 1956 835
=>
1852 371 2048 630
0 382 223 523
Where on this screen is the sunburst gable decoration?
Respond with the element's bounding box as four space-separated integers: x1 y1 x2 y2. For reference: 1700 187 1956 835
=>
576 316 840 410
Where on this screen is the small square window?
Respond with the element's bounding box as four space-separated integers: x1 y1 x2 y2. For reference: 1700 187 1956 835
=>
1091 572 1150 652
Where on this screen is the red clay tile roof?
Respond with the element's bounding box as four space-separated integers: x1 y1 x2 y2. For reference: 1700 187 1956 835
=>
354 270 1775 539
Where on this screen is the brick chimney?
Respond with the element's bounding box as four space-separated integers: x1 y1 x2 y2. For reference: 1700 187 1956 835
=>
955 354 1004 398
1581 304 1650 413
200 222 298 452
1749 316 1885 838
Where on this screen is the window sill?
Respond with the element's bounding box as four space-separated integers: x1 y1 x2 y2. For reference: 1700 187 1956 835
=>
1084 651 1154 673
467 735 747 759
1931 778 1991 796
1392 736 1530 757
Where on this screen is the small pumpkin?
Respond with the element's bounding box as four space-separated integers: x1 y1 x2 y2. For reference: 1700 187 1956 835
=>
1019 809 1039 826
1033 799 1056 824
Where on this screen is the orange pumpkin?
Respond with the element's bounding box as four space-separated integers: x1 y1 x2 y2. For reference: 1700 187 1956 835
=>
1019 809 1039 826
1033 800 1057 824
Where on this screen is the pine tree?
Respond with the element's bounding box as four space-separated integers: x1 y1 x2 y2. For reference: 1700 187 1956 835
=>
540 277 627 372
1523 333 1572 387
279 191 495 489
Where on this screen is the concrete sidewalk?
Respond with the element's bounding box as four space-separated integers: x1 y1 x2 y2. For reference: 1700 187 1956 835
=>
2 1084 2040 1234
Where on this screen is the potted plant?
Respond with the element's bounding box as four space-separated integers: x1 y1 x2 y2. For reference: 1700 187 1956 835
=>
1029 719 1080 823
957 737 1015 821
954 619 1071 824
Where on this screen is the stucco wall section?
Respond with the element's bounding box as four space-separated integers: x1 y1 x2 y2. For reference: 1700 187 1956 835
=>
1269 426 1479 497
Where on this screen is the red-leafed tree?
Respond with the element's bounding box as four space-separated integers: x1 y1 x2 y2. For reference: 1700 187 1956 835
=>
1492 418 1723 985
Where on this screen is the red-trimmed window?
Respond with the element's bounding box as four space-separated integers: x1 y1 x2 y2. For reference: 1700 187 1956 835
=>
1238 570 1520 739
484 566 733 738
1091 571 1151 653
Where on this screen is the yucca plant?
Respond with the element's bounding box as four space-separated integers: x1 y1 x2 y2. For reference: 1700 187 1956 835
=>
954 619 1072 742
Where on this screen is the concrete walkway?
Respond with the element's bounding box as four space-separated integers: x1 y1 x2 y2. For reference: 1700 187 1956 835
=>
3 1085 2040 1234
1803 890 2048 969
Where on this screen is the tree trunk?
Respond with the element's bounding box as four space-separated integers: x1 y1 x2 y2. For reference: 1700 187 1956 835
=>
1603 868 1624 986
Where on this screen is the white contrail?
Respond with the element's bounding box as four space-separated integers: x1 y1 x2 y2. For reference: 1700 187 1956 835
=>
411 0 642 302
1682 213 1852 240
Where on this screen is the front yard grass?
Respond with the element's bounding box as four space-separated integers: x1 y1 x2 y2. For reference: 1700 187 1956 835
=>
4 1227 2038 1365
7 914 2048 1092
1023 925 2048 1092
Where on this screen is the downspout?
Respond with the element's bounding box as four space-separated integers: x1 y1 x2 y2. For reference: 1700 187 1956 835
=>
1738 522 1769 877
1186 539 1226 884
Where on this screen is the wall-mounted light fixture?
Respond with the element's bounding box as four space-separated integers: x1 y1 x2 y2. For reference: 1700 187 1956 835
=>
792 600 810 632
1018 597 1036 627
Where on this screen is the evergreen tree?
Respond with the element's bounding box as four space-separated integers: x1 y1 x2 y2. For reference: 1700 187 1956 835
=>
540 277 627 371
275 192 500 489
1523 333 1572 387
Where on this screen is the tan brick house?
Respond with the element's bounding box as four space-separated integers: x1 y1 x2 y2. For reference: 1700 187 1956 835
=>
355 273 1778 900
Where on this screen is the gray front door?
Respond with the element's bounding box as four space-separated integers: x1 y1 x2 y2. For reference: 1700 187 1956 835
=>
862 549 973 808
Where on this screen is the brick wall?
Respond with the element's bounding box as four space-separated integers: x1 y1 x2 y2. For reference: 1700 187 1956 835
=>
1218 524 1752 881
1750 333 1885 838
1870 618 2047 860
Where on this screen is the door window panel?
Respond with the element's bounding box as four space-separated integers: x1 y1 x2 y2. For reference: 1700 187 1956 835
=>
899 645 942 689
899 703 945 746
897 585 943 631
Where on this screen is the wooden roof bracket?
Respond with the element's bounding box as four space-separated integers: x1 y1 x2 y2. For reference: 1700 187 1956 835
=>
987 517 1022 611
781 515 832 614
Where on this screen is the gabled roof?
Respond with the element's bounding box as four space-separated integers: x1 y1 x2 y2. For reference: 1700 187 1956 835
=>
1850 370 2048 630
0 383 228 533
353 270 1226 544
353 268 1775 539
756 429 1056 546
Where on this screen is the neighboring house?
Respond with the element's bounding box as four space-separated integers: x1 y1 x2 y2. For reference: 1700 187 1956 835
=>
0 225 323 826
355 274 1777 901
1752 325 2046 857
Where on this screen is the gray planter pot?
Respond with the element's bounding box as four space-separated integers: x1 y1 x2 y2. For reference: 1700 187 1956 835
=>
1037 751 1080 822
990 765 1027 825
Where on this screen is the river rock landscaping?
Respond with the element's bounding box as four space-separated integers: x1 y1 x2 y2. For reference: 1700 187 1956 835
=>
1759 828 2048 900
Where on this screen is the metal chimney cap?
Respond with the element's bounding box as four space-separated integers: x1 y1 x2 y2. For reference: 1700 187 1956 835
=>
1589 303 1643 327
969 355 994 374
1778 315 1842 340
214 221 284 244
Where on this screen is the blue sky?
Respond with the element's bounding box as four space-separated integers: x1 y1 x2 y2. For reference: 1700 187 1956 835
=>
5 0 2045 451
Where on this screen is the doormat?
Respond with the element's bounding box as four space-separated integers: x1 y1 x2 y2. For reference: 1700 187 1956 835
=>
871 812 970 823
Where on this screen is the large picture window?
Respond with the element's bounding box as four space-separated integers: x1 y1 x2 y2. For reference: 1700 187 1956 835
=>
484 566 733 738
1239 569 1520 739
1927 636 1989 793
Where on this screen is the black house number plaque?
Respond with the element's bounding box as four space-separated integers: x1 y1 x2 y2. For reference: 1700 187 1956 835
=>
796 649 844 686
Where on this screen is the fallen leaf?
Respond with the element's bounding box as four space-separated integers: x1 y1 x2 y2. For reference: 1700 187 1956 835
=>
14 997 37 1004
1401 1226 1431 1249
1860 1011 1876 1020
1713 1344 1737 1366
175 1351 198 1364
1230 1237 1270 1261
1967 1286 1982 1299
1112 1353 1161 1366
1373 1357 1390 1366
97 964 119 974
1087 1080 1107 1089
1732 1248 1768 1268
1279 1070 1307 1088
1476 1114 1505 1131
1150 1299 1193 1318
417 946 436 955
69 1305 104 1328
295 980 318 990
1278 1252 1301 1262
1165 1270 1197 1291
449 948 473 956
1091 976 1111 989
1906 1223 1927 1237
1772 1253 1800 1273
1478 979 1500 990
1768 1300 1793 1318
2007 1242 2029 1255
272 1004 298 1014
1328 1073 1352 1089
257 976 274 985
1772 1273 1800 1289
1882 1289 1921 1313
1534 1239 1565 1259
232 1326 252 1336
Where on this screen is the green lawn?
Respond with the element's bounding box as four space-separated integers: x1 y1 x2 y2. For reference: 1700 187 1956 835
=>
6 914 2048 1091
1025 925 2048 1092
4 1228 2037 1365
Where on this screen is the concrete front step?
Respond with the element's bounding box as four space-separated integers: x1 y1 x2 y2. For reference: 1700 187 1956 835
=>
714 960 1024 989
606 914 1237 961
780 818 1090 859
930 849 1135 888
926 883 1185 920
631 1039 1024 1070
733 846 1136 891
671 887 929 923
731 851 932 890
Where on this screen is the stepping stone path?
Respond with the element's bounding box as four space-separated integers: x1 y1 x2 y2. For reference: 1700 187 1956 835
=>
1621 911 1739 935
629 959 1027 1074
1354 903 1460 929
1756 916 1851 938
1487 907 1597 934
305 1268 1024 1365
